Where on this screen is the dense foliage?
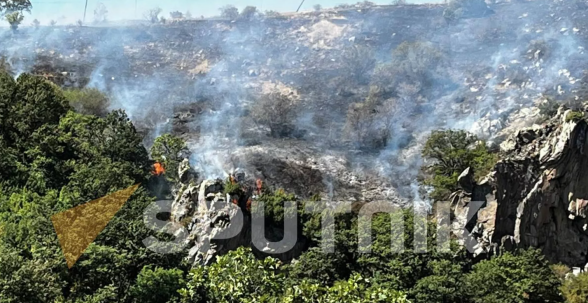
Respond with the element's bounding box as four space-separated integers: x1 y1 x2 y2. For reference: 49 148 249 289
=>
421 129 497 201
0 73 183 301
63 88 110 117
150 133 187 180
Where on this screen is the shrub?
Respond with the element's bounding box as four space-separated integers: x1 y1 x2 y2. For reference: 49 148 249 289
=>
252 188 298 226
524 39 550 62
264 10 283 18
180 247 285 302
0 56 13 76
551 264 571 280
344 97 382 149
93 2 108 24
410 260 466 302
344 87 402 150
144 7 162 23
313 4 322 11
444 0 489 22
341 44 376 85
223 177 243 196
240 6 257 20
169 11 183 20
561 272 588 303
150 134 188 180
538 96 560 120
250 92 299 138
219 5 239 19
421 129 497 201
565 110 585 123
465 250 563 303
373 41 444 94
63 88 110 116
130 266 185 303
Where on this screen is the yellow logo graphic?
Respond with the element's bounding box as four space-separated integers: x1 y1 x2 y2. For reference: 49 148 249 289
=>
51 184 140 268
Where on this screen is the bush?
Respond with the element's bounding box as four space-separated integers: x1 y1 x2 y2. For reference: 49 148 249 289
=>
410 260 466 302
240 6 257 20
150 134 187 180
264 10 283 18
561 272 588 303
344 88 401 150
313 4 322 11
373 41 444 94
551 264 571 280
444 0 490 22
421 129 497 201
250 92 299 138
341 45 376 85
565 110 585 123
169 11 183 20
0 56 13 76
130 266 185 303
465 250 563 303
93 2 108 24
63 88 110 116
144 7 162 23
524 39 550 62
219 5 239 19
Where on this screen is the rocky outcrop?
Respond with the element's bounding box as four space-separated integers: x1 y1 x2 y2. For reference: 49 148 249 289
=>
170 162 307 266
452 108 588 266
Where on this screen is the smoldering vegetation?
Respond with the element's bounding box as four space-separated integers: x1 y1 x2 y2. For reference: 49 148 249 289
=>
1 0 588 202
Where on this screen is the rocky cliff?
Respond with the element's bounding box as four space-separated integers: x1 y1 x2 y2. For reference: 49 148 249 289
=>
453 108 588 267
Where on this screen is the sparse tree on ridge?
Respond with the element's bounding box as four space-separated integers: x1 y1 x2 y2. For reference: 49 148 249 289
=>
219 5 239 19
313 4 322 11
144 7 162 23
169 11 183 20
93 2 108 24
240 6 257 20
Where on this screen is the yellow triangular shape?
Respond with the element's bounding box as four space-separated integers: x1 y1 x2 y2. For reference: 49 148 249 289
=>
51 184 140 268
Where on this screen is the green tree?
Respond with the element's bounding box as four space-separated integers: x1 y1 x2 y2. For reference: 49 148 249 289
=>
465 250 563 303
180 247 285 303
410 260 466 302
4 11 23 30
131 266 185 303
0 244 64 302
150 134 187 180
63 88 111 116
421 129 497 201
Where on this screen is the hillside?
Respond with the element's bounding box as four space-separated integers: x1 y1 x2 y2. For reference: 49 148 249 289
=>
3 0 588 302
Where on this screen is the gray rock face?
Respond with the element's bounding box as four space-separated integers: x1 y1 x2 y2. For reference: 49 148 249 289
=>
452 109 588 266
171 165 307 266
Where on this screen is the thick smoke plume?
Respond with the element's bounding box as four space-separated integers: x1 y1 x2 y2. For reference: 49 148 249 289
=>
1 1 587 203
